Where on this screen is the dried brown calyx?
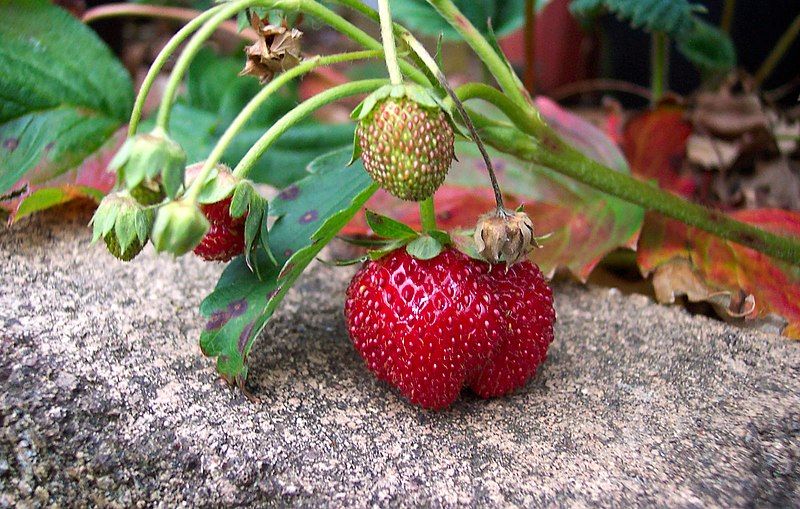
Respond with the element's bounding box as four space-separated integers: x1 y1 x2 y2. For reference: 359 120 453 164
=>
474 207 542 267
240 12 303 84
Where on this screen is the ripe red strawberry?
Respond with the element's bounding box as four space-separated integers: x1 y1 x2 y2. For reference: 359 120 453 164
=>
193 197 246 262
344 247 555 409
357 96 455 202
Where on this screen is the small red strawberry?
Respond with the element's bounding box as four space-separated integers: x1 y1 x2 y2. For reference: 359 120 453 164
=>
344 247 554 409
193 196 246 262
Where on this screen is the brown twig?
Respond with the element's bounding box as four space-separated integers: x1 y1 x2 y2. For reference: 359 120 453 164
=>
549 78 655 102
82 4 258 42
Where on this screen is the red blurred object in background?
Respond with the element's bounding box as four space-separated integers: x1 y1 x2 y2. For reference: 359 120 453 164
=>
499 0 596 94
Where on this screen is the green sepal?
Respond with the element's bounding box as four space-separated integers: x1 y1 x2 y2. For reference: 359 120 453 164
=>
348 128 362 166
110 128 186 193
365 210 418 240
337 236 401 248
317 255 369 267
406 234 444 260
90 191 154 257
368 238 410 260
350 83 451 122
151 199 210 256
230 180 277 272
450 229 484 261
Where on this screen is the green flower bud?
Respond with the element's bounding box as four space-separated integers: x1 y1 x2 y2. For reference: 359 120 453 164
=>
109 128 186 198
90 191 154 262
151 199 210 256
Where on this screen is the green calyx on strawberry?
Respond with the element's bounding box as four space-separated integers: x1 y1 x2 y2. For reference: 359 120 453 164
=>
91 191 154 261
110 127 187 199
351 84 455 202
336 210 452 264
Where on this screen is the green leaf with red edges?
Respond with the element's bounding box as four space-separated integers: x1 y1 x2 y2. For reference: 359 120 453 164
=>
344 97 644 281
622 106 696 198
637 209 800 338
0 0 133 219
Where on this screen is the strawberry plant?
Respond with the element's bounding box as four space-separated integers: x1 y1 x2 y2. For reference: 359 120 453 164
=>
2 0 800 408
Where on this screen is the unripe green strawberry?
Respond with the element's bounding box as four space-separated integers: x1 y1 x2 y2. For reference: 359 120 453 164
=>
91 191 153 262
104 233 144 261
354 85 454 202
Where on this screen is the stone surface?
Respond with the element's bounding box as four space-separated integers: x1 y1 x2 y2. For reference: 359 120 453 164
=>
1 204 799 507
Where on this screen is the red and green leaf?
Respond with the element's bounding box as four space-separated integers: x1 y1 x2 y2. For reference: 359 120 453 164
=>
637 209 800 338
622 106 696 198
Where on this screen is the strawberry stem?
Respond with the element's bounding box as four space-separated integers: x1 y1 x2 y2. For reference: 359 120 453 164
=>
650 32 668 104
188 50 381 199
377 0 403 85
419 197 437 233
401 33 505 209
124 5 223 136
156 0 252 131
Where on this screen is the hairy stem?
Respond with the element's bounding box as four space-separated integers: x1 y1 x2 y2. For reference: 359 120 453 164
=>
423 0 530 108
232 79 388 179
524 0 536 93
155 0 256 130
298 0 429 86
419 197 437 233
401 36 506 208
474 121 800 265
754 11 800 89
184 51 381 202
650 32 668 103
126 5 223 135
377 0 403 85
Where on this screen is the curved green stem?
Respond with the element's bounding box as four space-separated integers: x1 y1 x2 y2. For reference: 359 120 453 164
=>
450 82 546 137
450 86 800 263
232 79 388 179
401 35 505 208
377 0 403 85
754 11 800 89
419 198 437 233
475 121 800 265
128 5 223 135
299 0 429 86
156 0 257 130
423 0 530 108
184 50 381 201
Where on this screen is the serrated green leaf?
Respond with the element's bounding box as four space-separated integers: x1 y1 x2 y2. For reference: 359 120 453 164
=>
0 0 133 196
365 209 418 240
569 0 703 36
199 147 377 385
406 235 444 260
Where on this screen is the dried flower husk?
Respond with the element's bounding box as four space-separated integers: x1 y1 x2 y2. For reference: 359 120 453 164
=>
240 13 303 84
474 208 539 266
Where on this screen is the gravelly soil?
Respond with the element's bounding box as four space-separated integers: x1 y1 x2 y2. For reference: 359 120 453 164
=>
1 204 798 507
